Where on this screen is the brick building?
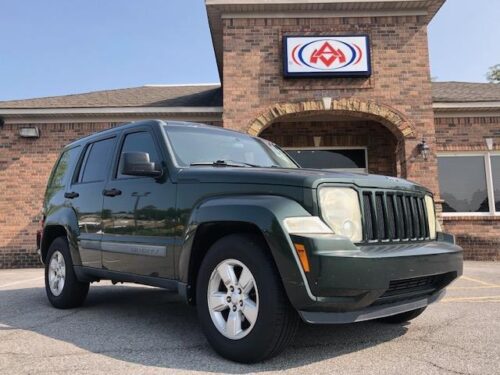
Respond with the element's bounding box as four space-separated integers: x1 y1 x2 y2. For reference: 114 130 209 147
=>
0 0 499 268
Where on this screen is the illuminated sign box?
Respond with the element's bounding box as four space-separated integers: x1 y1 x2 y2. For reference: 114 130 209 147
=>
283 35 371 78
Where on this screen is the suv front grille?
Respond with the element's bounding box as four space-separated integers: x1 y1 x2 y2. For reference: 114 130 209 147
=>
361 191 430 243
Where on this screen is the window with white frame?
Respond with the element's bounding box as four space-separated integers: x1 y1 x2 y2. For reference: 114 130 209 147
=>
285 147 368 173
438 152 500 215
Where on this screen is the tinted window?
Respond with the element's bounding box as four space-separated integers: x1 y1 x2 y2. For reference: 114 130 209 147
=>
49 146 81 188
438 156 489 213
287 149 366 170
492 155 500 211
163 125 297 169
117 132 160 178
79 138 115 183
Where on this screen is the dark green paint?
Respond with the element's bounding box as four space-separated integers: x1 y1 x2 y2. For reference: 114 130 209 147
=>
40 120 463 319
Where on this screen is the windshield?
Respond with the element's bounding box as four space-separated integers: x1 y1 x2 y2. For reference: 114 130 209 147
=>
163 125 298 169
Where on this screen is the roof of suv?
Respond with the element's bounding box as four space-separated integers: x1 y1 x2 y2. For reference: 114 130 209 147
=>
65 120 246 148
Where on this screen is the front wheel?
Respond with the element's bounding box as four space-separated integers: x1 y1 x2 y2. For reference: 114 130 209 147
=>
196 234 299 363
45 236 89 309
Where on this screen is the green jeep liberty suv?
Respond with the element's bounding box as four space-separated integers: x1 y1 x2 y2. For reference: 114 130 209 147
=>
38 120 463 363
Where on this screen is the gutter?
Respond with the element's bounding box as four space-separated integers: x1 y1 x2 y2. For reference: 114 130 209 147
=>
0 106 224 116
433 102 500 110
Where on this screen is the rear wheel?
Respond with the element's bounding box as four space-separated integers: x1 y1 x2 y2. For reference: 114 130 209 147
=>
45 236 89 309
196 234 299 363
378 307 427 324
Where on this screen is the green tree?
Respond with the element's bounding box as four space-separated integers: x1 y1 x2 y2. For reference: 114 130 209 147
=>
486 64 500 83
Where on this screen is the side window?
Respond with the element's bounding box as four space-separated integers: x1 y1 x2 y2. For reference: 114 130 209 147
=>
117 132 160 178
78 138 116 183
46 146 81 199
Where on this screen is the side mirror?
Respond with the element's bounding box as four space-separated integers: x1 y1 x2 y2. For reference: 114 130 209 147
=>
121 152 162 178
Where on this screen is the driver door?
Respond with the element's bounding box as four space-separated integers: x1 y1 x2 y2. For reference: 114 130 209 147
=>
101 127 176 278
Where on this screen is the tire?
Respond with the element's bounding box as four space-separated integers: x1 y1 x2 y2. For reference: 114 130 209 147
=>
196 233 299 363
378 307 427 324
45 236 89 309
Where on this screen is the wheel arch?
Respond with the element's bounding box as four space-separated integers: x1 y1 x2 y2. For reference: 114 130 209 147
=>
186 221 267 304
41 225 68 263
178 195 313 306
41 208 82 266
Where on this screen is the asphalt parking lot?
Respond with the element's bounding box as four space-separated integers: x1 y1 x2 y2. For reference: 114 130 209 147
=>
0 262 499 375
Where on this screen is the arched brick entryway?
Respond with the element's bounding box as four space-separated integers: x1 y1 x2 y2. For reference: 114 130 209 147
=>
247 98 417 178
247 98 416 140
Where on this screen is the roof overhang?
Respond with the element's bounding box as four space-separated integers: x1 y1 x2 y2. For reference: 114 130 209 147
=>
433 101 500 110
433 101 500 118
206 0 446 77
0 106 223 124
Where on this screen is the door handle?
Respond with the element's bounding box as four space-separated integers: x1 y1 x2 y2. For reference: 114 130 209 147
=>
64 191 79 199
103 188 122 197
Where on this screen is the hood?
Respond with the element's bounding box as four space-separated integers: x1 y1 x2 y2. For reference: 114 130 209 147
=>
176 167 430 193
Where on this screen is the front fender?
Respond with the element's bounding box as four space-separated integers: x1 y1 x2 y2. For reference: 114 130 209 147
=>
178 195 316 307
43 206 82 266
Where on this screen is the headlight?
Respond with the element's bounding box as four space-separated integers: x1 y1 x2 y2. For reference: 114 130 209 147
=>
318 188 362 242
424 195 437 239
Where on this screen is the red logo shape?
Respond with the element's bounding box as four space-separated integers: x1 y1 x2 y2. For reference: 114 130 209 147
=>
310 42 346 67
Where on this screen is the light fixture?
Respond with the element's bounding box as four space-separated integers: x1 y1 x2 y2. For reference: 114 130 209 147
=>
485 138 494 151
19 127 40 138
313 136 322 147
418 139 430 161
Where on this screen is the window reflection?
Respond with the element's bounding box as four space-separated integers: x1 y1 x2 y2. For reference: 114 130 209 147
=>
492 156 500 211
286 149 367 171
438 156 489 213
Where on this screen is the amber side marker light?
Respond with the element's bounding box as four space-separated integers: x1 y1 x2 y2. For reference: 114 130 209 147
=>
294 243 310 273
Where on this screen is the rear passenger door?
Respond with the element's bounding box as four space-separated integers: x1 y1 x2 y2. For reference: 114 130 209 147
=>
101 128 176 278
69 136 117 268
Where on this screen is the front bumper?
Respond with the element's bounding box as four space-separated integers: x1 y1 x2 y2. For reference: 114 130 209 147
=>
285 233 463 322
300 289 445 324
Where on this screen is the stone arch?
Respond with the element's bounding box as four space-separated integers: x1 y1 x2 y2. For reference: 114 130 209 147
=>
246 98 416 140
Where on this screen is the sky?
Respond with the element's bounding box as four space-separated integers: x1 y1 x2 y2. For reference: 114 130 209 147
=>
0 0 499 101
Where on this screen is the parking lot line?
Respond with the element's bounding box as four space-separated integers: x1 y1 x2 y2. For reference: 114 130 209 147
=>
0 277 44 289
448 285 500 290
460 275 500 287
441 295 500 303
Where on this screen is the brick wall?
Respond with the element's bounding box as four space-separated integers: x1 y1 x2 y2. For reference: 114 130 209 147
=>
443 217 500 261
0 119 222 268
221 15 439 194
260 119 398 176
0 122 118 268
434 114 500 261
435 116 500 151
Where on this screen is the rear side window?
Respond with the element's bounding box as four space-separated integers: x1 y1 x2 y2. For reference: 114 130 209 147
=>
117 132 160 178
78 138 116 183
48 146 81 188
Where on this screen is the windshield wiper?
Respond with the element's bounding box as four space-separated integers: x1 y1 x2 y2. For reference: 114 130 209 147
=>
190 160 283 168
190 160 257 168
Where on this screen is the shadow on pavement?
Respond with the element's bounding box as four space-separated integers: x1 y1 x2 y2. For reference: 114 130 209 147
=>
0 284 408 372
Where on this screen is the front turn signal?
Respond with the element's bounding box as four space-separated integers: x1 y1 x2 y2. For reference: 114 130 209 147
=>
294 243 310 273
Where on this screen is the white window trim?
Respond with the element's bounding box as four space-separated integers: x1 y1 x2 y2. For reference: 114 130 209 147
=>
284 146 368 173
438 151 500 217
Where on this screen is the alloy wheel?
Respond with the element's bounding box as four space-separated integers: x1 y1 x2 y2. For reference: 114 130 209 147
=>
48 250 66 296
207 259 259 340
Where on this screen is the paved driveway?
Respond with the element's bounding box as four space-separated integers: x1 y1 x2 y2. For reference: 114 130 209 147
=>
0 262 499 374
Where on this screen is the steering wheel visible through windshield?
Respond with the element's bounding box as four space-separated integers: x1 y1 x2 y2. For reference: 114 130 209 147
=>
162 124 298 169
